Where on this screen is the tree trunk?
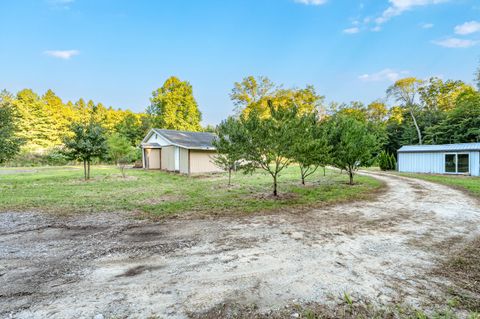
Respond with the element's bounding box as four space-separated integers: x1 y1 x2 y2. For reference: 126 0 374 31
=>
273 175 278 196
121 165 126 178
300 166 305 185
409 108 422 145
87 160 91 180
228 168 232 186
83 160 87 181
348 170 354 185
323 166 326 176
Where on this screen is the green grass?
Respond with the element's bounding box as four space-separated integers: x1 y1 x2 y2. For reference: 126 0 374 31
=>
399 173 480 198
0 165 382 217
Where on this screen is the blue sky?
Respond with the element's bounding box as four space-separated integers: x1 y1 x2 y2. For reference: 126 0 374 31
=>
0 0 479 125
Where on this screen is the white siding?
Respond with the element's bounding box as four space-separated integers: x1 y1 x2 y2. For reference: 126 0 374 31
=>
398 151 480 176
174 147 180 171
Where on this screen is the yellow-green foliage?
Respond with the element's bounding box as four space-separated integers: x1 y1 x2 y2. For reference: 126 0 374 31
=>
149 76 202 131
10 88 148 153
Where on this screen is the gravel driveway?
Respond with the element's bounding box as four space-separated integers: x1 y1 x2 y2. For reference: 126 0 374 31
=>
1 172 479 318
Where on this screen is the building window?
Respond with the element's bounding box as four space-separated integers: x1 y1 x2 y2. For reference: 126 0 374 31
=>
445 153 469 174
458 154 469 173
445 154 456 173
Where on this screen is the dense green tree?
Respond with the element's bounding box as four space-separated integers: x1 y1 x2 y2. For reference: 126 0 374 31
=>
149 76 202 131
114 112 150 146
63 122 108 180
108 133 136 177
0 91 24 163
425 91 480 144
327 114 378 185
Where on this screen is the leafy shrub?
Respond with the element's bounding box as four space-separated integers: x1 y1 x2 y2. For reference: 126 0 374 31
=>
5 148 70 167
378 151 396 171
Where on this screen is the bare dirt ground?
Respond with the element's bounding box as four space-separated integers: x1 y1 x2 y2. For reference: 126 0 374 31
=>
1 172 480 319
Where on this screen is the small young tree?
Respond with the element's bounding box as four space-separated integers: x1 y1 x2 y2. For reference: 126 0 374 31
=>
0 92 24 164
289 112 331 185
63 122 108 180
238 102 298 196
328 114 378 185
213 118 244 186
108 133 136 178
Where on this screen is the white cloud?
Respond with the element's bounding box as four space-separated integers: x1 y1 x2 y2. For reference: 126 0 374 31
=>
454 21 480 35
358 69 408 82
432 38 478 48
294 0 327 5
376 0 448 25
421 23 434 29
44 50 80 59
343 27 360 34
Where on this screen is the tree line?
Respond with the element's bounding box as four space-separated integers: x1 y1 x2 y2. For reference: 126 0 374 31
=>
1 63 479 183
0 76 205 168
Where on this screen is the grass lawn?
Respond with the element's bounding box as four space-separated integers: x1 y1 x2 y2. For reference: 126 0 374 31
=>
0 165 382 217
399 173 480 198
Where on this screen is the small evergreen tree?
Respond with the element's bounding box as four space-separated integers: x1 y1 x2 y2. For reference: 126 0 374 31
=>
63 122 108 180
378 151 397 171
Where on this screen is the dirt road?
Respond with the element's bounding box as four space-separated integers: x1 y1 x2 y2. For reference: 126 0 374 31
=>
1 172 479 318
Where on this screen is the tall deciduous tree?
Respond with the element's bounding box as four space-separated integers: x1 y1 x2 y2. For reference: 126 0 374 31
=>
231 76 324 118
63 122 108 180
387 77 424 145
327 114 378 185
149 76 202 131
0 91 24 163
230 76 276 115
418 77 475 112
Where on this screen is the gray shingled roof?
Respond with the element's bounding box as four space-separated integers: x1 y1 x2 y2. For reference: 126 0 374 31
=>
398 143 480 153
153 129 217 150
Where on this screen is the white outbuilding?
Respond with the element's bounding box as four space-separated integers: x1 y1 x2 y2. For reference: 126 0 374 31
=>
397 143 480 176
140 129 223 174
